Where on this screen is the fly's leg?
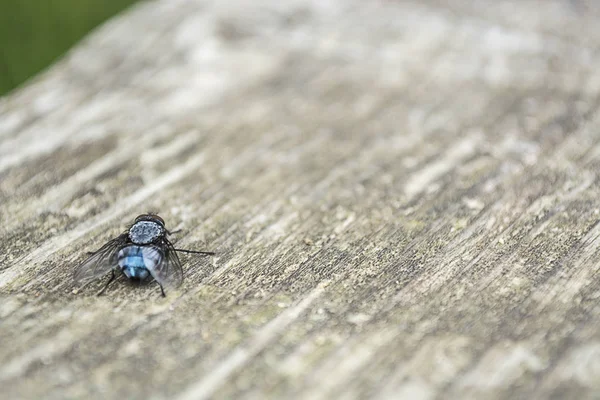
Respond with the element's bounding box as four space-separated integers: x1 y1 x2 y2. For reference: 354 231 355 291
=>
150 278 166 297
172 249 215 255
97 270 116 296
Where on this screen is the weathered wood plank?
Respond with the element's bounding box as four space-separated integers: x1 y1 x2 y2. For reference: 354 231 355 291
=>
2 0 600 398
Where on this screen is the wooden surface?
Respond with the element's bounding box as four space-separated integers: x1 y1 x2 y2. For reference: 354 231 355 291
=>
2 0 600 398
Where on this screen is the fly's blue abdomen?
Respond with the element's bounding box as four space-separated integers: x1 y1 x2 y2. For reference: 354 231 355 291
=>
117 245 163 281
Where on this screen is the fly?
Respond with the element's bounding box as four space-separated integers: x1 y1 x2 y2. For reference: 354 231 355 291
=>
73 213 214 296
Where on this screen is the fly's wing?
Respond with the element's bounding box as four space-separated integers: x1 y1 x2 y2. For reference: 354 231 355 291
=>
73 234 127 285
146 240 183 289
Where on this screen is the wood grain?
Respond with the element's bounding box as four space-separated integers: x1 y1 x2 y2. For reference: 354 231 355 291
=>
1 0 600 398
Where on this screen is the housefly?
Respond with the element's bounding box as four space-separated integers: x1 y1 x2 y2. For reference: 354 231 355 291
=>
73 213 214 296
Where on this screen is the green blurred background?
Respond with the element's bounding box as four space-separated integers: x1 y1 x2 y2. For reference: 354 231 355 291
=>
0 0 139 96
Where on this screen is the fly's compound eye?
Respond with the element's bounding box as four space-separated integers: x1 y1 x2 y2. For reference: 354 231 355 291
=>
134 214 165 226
150 215 165 226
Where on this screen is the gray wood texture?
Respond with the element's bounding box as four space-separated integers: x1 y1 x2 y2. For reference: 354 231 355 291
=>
2 0 600 398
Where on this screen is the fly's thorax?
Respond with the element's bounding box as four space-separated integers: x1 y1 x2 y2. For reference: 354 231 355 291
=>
128 220 165 244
